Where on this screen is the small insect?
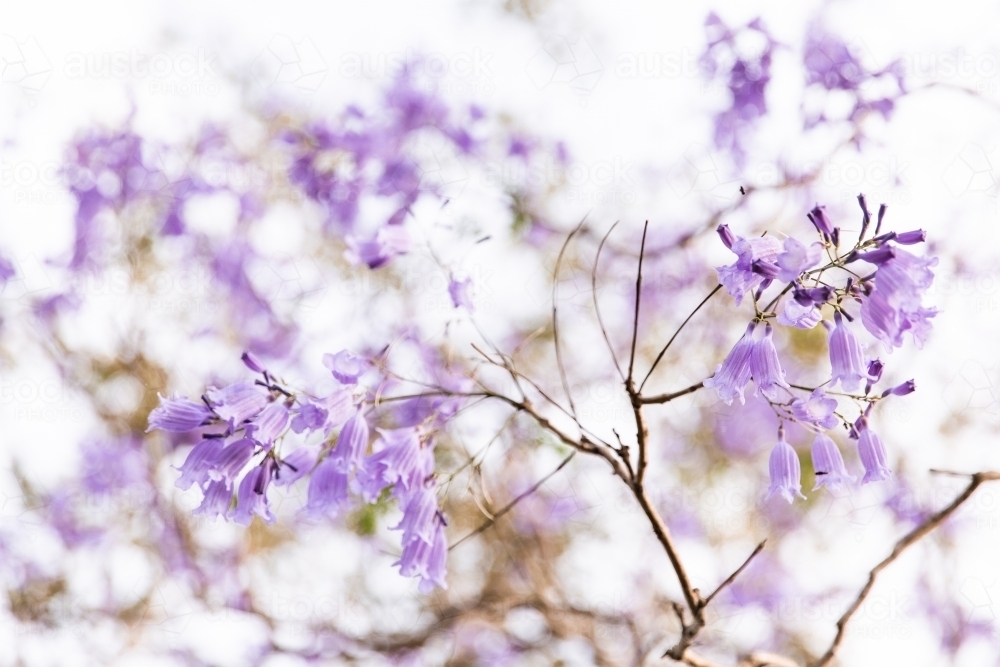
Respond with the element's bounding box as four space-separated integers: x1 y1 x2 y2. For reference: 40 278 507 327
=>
739 186 746 195
815 471 828 476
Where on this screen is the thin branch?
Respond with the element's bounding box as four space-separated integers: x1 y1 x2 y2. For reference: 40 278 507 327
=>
592 220 625 382
449 451 577 550
640 285 721 392
640 381 704 405
704 540 767 607
627 221 650 383
811 471 1000 667
552 219 587 418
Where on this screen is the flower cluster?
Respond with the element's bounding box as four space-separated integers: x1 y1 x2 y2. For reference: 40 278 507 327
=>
148 350 455 591
708 194 936 502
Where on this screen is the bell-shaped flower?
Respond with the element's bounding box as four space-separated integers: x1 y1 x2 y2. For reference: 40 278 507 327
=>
766 434 806 503
323 350 368 385
715 228 783 305
230 460 276 525
174 437 226 490
810 435 854 490
205 381 269 426
857 422 892 484
829 313 867 392
194 480 233 519
147 394 214 432
704 323 756 405
304 456 351 519
273 445 320 487
750 325 790 400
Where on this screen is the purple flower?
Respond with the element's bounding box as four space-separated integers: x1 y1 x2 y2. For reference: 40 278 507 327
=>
859 246 938 350
323 350 368 385
704 323 756 405
357 427 433 502
345 225 411 269
174 438 226 490
791 389 839 429
290 402 328 434
884 379 915 397
240 351 266 373
777 298 821 329
857 422 892 484
393 490 448 592
304 456 351 518
828 314 867 392
811 434 854 490
806 204 834 238
750 325 789 400
767 434 805 503
775 238 823 282
716 231 783 305
0 253 15 284
205 381 270 426
274 445 320 487
331 408 370 471
194 480 233 519
209 437 256 487
247 402 289 447
448 275 474 311
147 394 214 432
230 460 276 525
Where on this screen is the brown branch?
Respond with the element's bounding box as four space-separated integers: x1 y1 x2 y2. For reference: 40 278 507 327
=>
640 381 704 405
811 471 1000 667
626 220 649 383
704 539 767 608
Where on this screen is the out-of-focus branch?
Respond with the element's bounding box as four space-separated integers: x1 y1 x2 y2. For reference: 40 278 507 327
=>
704 540 767 607
811 470 1000 667
449 451 576 550
640 381 705 405
640 285 721 392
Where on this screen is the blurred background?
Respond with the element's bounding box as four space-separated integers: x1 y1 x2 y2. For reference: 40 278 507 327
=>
2 0 1000 665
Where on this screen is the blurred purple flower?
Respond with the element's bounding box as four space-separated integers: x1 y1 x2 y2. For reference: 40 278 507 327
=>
448 275 474 311
857 421 892 484
775 238 823 282
323 350 368 385
231 460 277 525
305 456 351 518
205 381 270 426
858 245 938 350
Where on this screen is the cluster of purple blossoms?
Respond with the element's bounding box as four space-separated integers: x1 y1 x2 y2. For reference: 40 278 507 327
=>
708 194 935 502
148 350 452 591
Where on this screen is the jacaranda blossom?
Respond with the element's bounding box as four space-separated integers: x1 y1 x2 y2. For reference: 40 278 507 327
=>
357 427 434 502
448 275 474 311
323 350 368 385
828 314 867 392
790 389 839 429
231 460 277 525
305 456 351 518
810 435 854 490
857 421 892 484
777 298 821 329
174 438 226 490
775 237 823 282
147 394 214 432
715 226 783 305
704 322 756 405
858 245 938 350
750 325 789 400
205 381 270 427
767 434 805 503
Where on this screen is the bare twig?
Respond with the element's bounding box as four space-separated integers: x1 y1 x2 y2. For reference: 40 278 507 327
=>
704 540 767 607
640 381 705 405
552 220 587 418
626 221 650 383
812 471 1000 667
592 220 625 382
640 285 721 392
449 451 577 550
